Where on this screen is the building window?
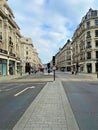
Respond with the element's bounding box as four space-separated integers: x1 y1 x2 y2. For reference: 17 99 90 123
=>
87 52 91 59
9 48 13 55
26 51 28 55
87 63 92 73
95 40 98 47
96 51 98 58
86 41 91 48
86 21 90 28
9 37 13 46
26 56 28 59
8 26 12 33
26 39 28 41
86 13 91 19
91 11 97 17
96 62 98 72
0 20 2 27
95 20 98 25
95 30 98 37
0 32 2 40
86 31 91 38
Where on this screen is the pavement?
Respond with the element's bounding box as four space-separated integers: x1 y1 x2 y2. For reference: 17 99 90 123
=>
0 73 28 82
0 71 97 82
13 81 79 130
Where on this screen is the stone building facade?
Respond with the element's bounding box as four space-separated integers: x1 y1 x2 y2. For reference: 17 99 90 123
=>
55 40 71 71
71 8 98 73
0 0 42 76
0 0 21 75
54 8 98 74
20 36 42 74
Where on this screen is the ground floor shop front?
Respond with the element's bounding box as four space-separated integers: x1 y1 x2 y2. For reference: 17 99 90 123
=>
0 57 21 76
72 61 98 73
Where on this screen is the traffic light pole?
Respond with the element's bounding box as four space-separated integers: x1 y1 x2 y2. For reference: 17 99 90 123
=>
53 66 56 81
53 70 55 81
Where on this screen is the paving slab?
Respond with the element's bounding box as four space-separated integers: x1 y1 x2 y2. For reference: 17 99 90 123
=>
13 81 79 130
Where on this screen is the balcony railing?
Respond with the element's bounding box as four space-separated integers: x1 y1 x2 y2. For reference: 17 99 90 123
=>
80 57 85 61
9 52 15 57
16 57 20 60
86 35 91 39
87 56 91 59
0 49 8 54
86 45 92 48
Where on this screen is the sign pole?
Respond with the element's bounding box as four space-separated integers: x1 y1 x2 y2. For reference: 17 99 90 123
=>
53 66 56 81
53 70 55 81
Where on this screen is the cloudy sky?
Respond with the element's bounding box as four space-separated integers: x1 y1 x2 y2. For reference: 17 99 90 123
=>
7 0 97 64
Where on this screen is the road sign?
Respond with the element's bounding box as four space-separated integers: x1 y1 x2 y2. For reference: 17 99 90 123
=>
53 66 56 71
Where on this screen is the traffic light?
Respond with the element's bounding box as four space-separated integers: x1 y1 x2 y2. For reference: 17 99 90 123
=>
52 56 55 65
47 63 50 69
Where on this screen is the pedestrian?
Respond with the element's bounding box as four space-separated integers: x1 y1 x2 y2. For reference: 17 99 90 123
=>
72 71 74 74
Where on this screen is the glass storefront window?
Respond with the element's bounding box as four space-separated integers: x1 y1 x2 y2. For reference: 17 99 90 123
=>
0 64 2 75
9 60 15 75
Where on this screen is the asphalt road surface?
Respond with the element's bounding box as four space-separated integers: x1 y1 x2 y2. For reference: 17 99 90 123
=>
61 77 98 130
56 71 98 130
0 71 98 130
0 81 46 130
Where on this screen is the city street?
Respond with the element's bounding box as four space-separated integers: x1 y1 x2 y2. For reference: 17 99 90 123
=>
0 78 46 130
0 71 98 130
56 72 98 130
1 1 98 130
62 80 98 130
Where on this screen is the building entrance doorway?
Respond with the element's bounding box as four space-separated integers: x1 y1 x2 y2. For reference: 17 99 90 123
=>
87 63 92 73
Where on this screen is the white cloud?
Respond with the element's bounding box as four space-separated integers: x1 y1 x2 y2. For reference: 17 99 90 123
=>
7 0 98 63
34 0 45 6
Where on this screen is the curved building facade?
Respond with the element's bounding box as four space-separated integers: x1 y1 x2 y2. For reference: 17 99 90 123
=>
71 8 98 73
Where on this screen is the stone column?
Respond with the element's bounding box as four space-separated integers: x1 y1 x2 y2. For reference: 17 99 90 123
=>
92 62 96 73
84 63 87 73
7 58 9 75
15 61 17 75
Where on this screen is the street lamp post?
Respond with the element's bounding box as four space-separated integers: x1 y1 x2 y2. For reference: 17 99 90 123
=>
52 56 56 81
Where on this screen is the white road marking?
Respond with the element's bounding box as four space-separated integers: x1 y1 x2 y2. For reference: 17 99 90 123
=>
14 86 35 97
